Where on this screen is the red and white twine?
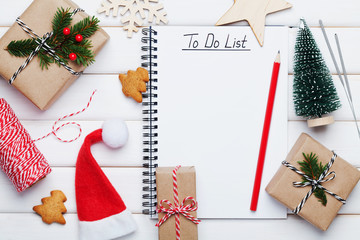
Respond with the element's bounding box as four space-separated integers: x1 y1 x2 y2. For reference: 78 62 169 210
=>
0 98 51 192
0 91 96 192
155 165 200 240
33 90 97 143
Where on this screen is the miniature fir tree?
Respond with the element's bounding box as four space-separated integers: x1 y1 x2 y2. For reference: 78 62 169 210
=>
293 18 341 126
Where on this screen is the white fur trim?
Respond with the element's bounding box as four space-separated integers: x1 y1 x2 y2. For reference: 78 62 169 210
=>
79 210 136 240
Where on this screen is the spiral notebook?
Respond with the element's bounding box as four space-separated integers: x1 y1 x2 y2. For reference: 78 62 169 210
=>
142 26 289 219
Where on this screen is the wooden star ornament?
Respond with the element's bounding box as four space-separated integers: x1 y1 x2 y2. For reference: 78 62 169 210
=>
216 0 292 46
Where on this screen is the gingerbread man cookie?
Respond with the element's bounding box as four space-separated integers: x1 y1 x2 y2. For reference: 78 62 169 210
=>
33 190 67 224
119 67 149 103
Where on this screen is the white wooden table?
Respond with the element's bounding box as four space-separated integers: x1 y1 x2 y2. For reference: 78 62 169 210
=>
1 0 360 239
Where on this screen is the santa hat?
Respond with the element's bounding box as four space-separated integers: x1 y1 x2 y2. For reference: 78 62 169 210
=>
75 119 136 240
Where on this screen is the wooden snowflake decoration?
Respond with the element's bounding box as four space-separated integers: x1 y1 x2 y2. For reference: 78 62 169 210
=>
98 0 168 37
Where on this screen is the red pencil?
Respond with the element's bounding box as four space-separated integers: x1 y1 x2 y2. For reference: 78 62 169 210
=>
250 51 281 211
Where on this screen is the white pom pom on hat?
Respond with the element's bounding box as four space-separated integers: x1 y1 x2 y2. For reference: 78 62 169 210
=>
102 119 129 148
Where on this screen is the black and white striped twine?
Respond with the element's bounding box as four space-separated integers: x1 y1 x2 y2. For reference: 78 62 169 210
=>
9 8 84 85
282 151 346 215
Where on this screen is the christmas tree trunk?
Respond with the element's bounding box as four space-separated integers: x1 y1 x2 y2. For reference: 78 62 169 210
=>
293 18 341 127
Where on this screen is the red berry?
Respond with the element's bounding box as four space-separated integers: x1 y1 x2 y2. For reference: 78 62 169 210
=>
63 27 70 35
69 53 77 61
75 34 83 42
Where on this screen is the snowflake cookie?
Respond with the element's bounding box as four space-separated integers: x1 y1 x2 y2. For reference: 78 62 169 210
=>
98 0 168 37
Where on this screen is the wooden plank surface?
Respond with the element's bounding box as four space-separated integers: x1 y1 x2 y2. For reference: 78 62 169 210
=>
1 27 359 76
1 165 360 214
0 168 143 213
0 0 360 239
0 74 142 120
24 121 144 167
0 214 359 240
0 0 359 27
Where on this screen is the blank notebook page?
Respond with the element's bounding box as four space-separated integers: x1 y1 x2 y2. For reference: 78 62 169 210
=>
154 26 288 218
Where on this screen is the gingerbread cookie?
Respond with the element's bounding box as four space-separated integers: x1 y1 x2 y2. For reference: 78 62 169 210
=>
33 190 67 224
119 67 149 103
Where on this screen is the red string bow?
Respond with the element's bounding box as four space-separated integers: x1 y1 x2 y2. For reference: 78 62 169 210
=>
155 166 200 240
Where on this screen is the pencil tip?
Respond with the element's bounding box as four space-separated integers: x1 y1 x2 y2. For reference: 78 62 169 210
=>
275 51 281 62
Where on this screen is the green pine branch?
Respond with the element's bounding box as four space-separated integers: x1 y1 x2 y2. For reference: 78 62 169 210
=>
38 49 54 70
297 152 328 206
70 16 100 39
6 39 37 57
5 7 99 69
314 187 327 206
52 50 69 67
51 7 72 44
61 40 95 66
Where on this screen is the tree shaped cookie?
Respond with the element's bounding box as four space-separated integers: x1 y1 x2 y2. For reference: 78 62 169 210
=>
119 67 149 103
33 190 67 224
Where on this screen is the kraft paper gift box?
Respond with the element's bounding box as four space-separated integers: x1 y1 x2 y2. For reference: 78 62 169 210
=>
156 166 199 240
0 0 109 110
266 133 360 231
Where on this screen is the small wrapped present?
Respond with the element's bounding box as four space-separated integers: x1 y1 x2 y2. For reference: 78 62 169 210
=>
0 0 109 110
266 133 360 231
156 166 200 240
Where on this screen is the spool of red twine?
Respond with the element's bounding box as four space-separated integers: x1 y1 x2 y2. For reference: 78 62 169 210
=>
0 98 51 192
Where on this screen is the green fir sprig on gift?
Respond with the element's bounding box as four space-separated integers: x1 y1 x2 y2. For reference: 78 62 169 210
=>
5 7 99 70
297 152 328 206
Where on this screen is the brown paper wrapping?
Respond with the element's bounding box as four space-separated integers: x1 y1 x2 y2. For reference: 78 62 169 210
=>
0 0 109 110
266 133 360 231
156 166 198 240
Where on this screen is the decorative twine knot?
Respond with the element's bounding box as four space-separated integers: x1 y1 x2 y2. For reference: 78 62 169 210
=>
37 32 53 49
311 180 318 186
293 170 336 189
155 196 200 227
155 165 200 240
282 151 346 215
9 8 84 85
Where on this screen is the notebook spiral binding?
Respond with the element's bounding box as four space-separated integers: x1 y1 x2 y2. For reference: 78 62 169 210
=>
141 26 158 216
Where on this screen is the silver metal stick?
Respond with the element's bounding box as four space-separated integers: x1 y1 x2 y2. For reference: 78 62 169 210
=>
319 19 360 139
